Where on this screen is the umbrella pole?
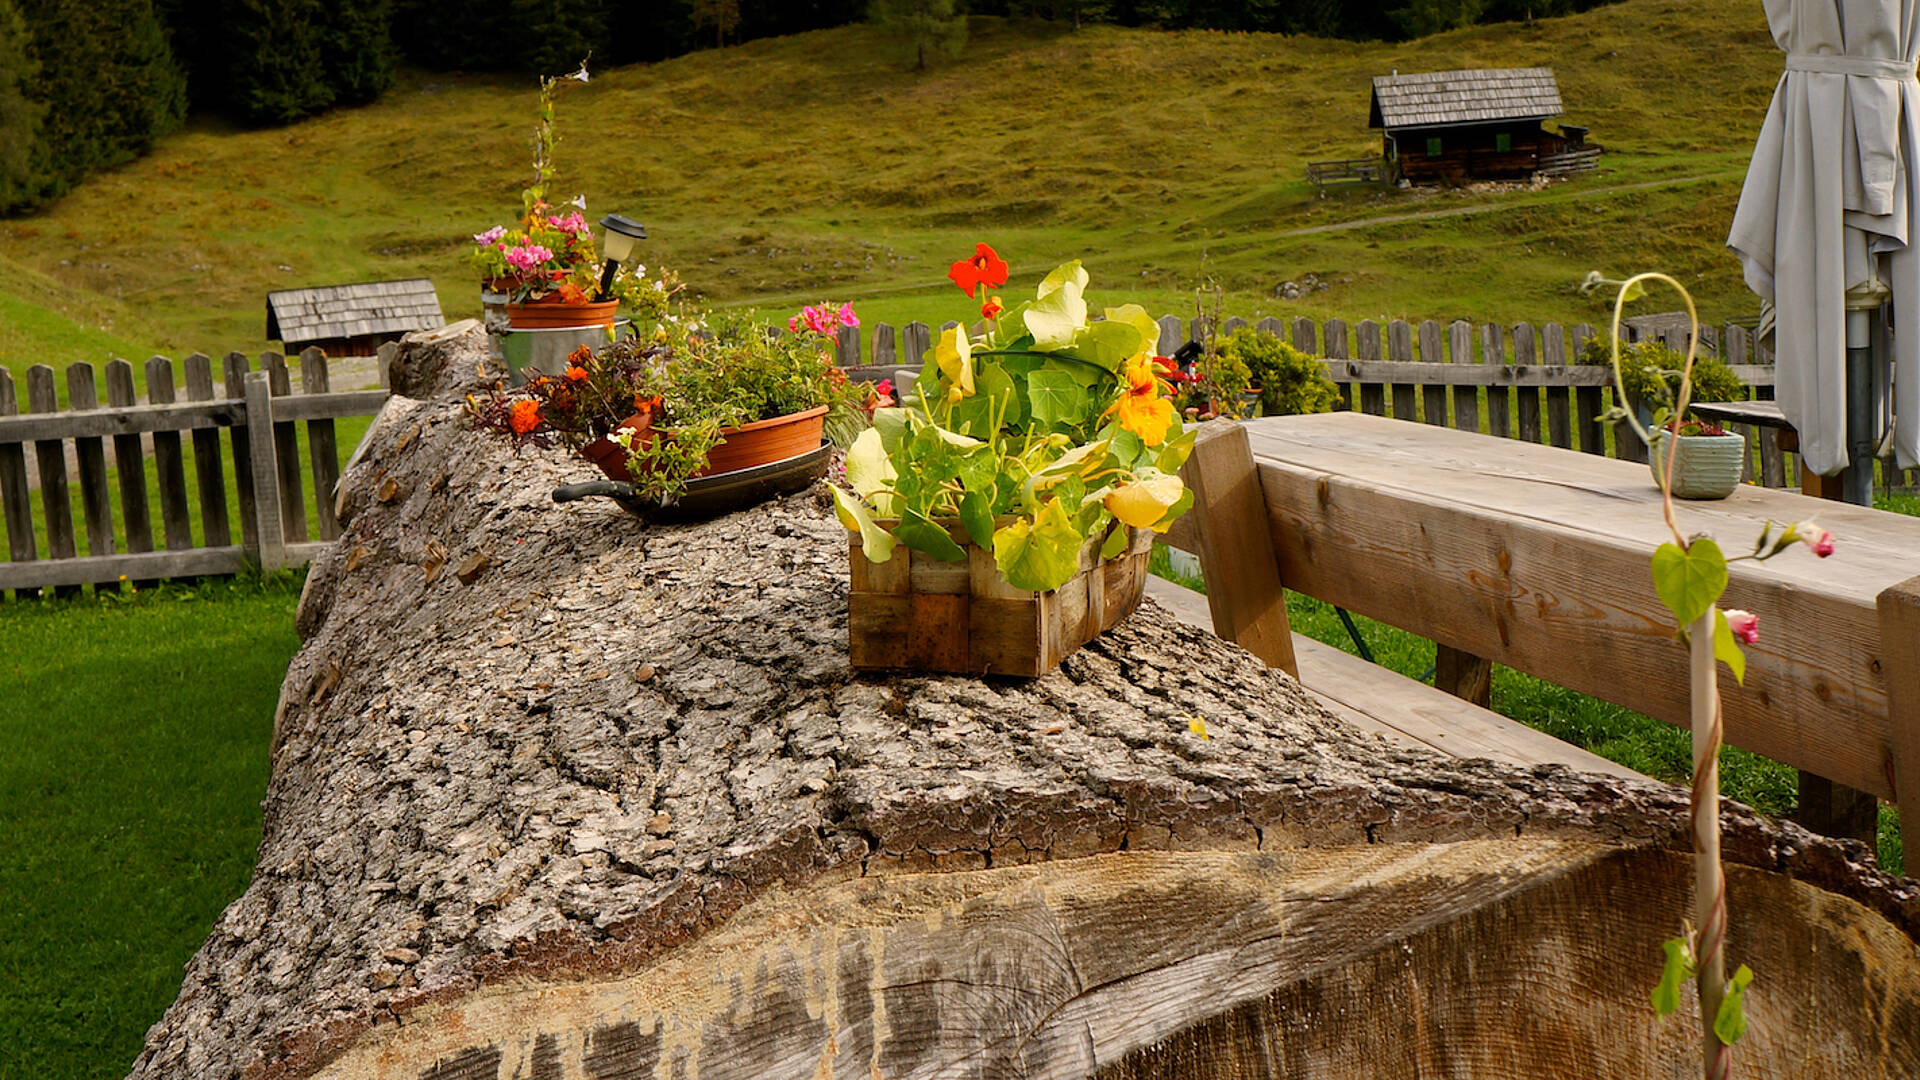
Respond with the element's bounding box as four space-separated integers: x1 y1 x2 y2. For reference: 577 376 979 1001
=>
1842 306 1882 506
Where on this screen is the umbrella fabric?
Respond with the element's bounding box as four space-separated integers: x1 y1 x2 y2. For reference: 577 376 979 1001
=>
1728 0 1920 474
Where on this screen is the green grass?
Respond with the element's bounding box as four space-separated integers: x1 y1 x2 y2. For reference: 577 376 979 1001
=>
0 575 304 1080
1 0 1784 385
1147 544 1906 875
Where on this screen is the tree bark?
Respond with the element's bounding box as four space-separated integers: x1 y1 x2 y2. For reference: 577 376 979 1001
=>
128 328 1920 1080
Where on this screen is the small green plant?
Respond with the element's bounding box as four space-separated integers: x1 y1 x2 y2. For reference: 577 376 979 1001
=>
1580 337 1745 426
1584 269 1838 1080
1221 328 1341 417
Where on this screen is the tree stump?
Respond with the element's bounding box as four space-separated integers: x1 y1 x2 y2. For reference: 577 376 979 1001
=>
130 329 1920 1080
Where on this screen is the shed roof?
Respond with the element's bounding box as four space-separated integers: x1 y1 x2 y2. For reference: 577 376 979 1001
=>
266 279 445 346
1369 67 1564 131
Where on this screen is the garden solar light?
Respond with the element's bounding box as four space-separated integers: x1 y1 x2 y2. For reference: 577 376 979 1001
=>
596 213 647 298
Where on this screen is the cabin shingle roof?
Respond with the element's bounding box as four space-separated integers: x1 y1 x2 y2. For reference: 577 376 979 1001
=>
1369 68 1564 131
266 279 445 346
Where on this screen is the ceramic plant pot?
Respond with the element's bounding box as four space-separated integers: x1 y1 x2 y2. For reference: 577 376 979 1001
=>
1647 430 1746 500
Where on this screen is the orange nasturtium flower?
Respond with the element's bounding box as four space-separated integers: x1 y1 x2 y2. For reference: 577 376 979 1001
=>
980 295 1004 321
948 243 1009 299
509 399 543 435
1106 353 1177 446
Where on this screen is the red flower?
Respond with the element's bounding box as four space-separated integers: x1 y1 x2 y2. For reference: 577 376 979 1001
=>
948 243 1009 299
509 400 543 435
981 295 1004 321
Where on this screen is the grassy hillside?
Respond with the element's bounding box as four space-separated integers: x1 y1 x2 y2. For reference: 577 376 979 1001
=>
0 0 1778 373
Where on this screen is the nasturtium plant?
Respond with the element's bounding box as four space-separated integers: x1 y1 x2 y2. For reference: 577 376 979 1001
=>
836 245 1196 592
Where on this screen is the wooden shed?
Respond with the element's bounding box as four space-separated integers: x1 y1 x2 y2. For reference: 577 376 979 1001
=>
266 279 445 357
1369 67 1590 185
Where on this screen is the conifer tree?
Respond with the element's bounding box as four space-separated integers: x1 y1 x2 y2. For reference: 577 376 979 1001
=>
0 0 42 212
868 0 966 71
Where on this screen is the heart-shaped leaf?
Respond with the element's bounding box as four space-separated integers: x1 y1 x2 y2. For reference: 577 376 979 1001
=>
1650 936 1693 1016
993 499 1083 592
1713 607 1747 685
1651 538 1727 627
1024 270 1088 351
831 485 897 563
1028 368 1089 425
896 507 967 563
1713 964 1755 1045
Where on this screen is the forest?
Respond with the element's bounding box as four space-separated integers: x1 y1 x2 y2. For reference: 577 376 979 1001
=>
0 0 1619 216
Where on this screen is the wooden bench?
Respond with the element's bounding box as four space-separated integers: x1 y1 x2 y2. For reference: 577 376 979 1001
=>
1142 575 1646 781
1168 415 1920 861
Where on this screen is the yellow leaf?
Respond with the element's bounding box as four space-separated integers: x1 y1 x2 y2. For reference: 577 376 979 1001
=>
1104 473 1185 530
933 325 975 398
1186 716 1211 740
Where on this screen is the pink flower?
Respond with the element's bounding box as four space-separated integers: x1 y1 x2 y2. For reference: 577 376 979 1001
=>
1725 609 1759 644
546 212 590 237
788 315 800 333
472 225 506 246
1803 526 1835 558
801 305 836 336
875 378 894 397
504 244 553 273
838 302 859 328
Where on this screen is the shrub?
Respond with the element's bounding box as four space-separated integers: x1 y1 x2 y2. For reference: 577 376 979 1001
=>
1220 328 1341 417
1579 337 1745 411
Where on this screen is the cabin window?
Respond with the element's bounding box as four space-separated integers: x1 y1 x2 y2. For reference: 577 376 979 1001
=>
1426 136 1443 157
1495 132 1512 153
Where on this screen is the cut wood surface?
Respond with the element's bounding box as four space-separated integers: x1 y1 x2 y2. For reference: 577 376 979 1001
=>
1244 412 1920 802
128 330 1918 1080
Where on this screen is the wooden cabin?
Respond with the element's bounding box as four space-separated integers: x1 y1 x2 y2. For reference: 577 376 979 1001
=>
1369 68 1588 185
266 279 445 357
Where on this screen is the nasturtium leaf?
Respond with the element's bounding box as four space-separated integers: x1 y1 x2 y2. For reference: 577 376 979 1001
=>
1029 368 1090 425
1035 356 1105 387
1620 278 1648 303
871 406 910 456
831 485 897 563
959 489 995 548
1651 539 1728 628
1024 271 1088 351
1155 425 1198 474
897 507 967 563
1105 473 1186 530
846 427 896 497
1033 439 1112 485
1713 608 1747 685
1036 259 1089 299
993 499 1083 593
1152 486 1195 533
1106 304 1162 355
933 325 975 398
1714 964 1755 1045
1650 936 1692 1016
1110 427 1147 467
1076 319 1148 372
975 361 1022 426
957 446 999 495
1099 520 1129 559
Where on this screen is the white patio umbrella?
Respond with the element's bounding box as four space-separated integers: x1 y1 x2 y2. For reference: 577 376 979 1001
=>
1728 0 1920 486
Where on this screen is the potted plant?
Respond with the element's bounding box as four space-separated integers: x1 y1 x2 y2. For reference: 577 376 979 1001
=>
1221 328 1340 417
1584 338 1749 499
468 300 875 507
830 244 1196 677
468 65 675 331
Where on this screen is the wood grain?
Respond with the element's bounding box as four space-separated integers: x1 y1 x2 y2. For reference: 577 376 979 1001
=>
184 354 232 547
1174 421 1297 678
147 356 194 554
65 363 115 565
301 349 342 540
1244 412 1917 800
27 366 77 599
1878 574 1920 864
0 369 37 597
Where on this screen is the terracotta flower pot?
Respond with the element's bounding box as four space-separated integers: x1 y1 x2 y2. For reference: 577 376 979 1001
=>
505 296 619 330
580 404 829 483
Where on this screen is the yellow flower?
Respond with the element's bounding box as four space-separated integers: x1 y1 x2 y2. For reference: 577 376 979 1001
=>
1104 472 1185 531
1106 353 1176 445
933 325 975 399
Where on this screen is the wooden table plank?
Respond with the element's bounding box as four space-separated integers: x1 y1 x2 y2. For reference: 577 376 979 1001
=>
1239 411 1914 801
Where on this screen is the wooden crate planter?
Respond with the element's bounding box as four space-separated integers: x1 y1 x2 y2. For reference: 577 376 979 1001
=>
848 522 1154 677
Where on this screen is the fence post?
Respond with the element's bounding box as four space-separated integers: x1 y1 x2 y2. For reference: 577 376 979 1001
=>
184 354 232 547
1448 320 1478 434
1512 323 1541 444
872 322 896 367
902 322 931 368
1387 319 1416 421
1356 320 1384 416
27 366 77 597
1418 319 1446 426
244 371 290 572
1291 316 1317 356
1482 324 1510 438
301 349 342 541
225 353 260 551
66 362 115 566
1542 324 1572 449
1324 318 1351 410
1157 315 1185 356
262 352 308 543
0 369 36 598
835 324 861 366
146 356 194 554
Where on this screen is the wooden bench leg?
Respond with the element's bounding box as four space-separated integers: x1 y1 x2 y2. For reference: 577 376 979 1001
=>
1435 645 1493 709
1792 775 1880 851
1876 576 1920 867
1176 420 1298 679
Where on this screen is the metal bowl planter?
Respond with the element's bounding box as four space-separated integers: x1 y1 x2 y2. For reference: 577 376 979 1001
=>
1647 430 1747 499
577 405 829 483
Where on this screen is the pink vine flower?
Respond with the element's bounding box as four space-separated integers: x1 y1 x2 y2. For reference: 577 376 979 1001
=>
1724 609 1759 644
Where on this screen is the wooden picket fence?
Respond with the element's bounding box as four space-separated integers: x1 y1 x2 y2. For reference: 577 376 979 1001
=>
0 347 389 599
825 312 1824 485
